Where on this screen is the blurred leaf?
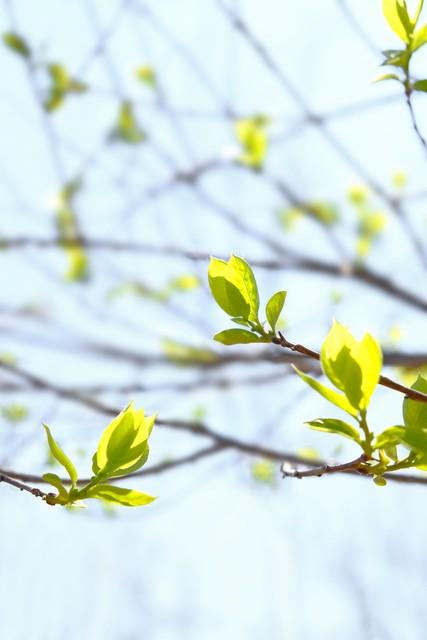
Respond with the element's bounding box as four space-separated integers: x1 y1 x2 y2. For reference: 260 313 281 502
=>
372 72 402 83
44 63 88 112
381 48 410 67
251 460 276 486
413 79 427 92
135 65 157 87
3 32 31 58
235 116 269 169
65 247 89 282
111 101 145 144
1 404 28 424
162 339 218 364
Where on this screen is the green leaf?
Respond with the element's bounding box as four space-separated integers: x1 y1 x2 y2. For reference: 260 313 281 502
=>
135 65 157 87
111 101 145 144
381 48 410 67
3 32 31 58
235 116 269 169
305 418 362 443
413 0 424 25
213 329 264 345
292 366 358 417
65 247 89 282
375 423 427 454
208 255 259 322
320 321 382 411
266 291 287 332
372 72 402 83
42 472 70 503
85 484 156 506
413 79 427 92
374 426 406 449
412 23 427 50
43 424 78 486
92 403 155 478
162 339 218 365
403 375 427 429
382 0 411 42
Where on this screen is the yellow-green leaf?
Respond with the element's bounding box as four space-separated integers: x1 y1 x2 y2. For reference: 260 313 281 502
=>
213 329 264 345
382 0 411 42
320 321 382 410
3 32 31 58
305 418 362 443
92 403 155 478
85 484 156 506
266 290 287 332
292 366 358 417
208 255 259 322
403 375 427 429
43 424 78 486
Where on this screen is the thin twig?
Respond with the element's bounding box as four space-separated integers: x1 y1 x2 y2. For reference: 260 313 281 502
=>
281 454 368 479
273 332 427 404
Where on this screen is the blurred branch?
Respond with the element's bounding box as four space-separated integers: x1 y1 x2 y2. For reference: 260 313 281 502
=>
4 236 427 313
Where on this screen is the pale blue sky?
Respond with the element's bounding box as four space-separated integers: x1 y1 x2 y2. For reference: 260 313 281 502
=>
1 1 427 639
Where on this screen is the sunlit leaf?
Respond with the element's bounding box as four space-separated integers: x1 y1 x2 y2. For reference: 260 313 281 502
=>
292 366 358 417
85 484 156 506
43 424 78 486
305 418 362 443
265 291 287 332
382 0 412 42
208 255 259 322
235 116 269 169
213 328 264 345
320 321 382 411
403 375 427 430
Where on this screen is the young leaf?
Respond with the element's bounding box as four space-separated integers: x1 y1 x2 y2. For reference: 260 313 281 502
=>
208 255 259 322
92 403 155 478
266 290 287 332
111 101 145 144
213 328 264 345
403 375 427 429
235 116 268 169
292 366 358 417
382 0 411 42
412 23 427 50
372 73 402 83
85 484 156 506
320 321 382 411
135 65 157 87
3 32 31 58
305 418 362 443
42 472 70 503
43 424 78 486
373 426 406 449
413 79 427 92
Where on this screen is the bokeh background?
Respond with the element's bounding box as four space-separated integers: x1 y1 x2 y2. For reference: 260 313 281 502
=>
2 1 427 638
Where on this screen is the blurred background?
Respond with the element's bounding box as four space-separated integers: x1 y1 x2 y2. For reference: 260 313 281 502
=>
2 0 427 638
